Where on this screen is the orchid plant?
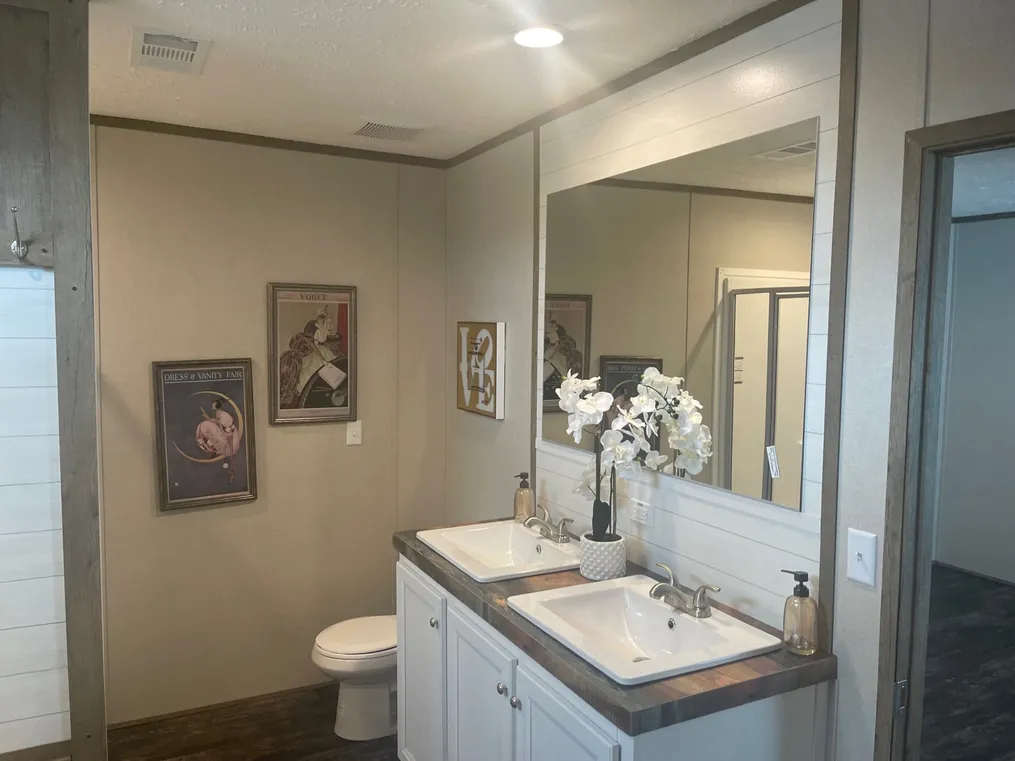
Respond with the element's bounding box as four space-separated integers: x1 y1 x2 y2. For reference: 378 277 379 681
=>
556 367 713 541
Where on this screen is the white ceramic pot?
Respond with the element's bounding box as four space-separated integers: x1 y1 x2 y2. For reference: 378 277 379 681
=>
579 533 627 581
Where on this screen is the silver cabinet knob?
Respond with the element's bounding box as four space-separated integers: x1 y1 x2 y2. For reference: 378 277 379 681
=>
496 683 508 696
509 696 522 709
429 617 438 629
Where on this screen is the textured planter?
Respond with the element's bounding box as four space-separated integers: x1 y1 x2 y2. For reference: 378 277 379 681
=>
579 533 627 581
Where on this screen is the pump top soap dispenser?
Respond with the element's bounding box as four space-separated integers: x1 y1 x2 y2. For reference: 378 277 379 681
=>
781 570 818 656
513 473 535 523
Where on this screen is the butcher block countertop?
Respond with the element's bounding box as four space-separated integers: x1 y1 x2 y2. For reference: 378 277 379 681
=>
394 528 836 737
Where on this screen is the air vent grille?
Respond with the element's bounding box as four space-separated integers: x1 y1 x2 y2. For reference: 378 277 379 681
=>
130 28 211 74
754 140 818 161
354 122 425 142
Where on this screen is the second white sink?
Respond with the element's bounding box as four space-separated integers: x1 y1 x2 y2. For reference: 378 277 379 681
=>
417 520 580 583
508 575 782 685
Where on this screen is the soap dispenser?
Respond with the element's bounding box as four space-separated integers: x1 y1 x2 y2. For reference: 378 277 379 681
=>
513 473 535 523
781 570 818 656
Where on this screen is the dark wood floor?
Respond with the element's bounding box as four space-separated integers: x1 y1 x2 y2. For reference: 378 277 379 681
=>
922 564 1015 761
108 685 399 761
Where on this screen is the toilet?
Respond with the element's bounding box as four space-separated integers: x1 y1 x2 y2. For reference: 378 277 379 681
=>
311 615 397 741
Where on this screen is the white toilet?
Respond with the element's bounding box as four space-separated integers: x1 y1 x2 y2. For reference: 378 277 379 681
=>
311 615 397 741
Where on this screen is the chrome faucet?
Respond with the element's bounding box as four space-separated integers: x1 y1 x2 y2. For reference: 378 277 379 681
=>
649 563 721 619
523 505 574 544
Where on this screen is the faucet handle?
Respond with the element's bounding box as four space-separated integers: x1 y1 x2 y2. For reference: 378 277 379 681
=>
692 584 721 610
655 562 675 587
555 517 574 538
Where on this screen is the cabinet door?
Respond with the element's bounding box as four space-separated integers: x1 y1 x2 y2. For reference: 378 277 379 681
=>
447 605 516 761
513 665 619 761
397 561 447 761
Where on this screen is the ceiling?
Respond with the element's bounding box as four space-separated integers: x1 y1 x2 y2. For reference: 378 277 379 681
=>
88 0 773 160
952 147 1015 217
617 120 819 196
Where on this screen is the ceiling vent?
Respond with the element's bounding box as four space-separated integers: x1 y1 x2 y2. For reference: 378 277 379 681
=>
753 140 818 161
130 29 211 74
354 122 425 142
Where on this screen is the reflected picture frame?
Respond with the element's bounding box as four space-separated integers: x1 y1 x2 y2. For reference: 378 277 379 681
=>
543 294 592 412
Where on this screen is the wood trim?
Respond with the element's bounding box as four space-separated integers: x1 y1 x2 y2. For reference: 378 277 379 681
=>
873 108 1015 761
530 128 541 482
49 1 107 759
0 741 70 761
445 0 817 167
105 681 334 731
592 177 814 205
817 0 860 651
951 209 1015 224
89 115 448 169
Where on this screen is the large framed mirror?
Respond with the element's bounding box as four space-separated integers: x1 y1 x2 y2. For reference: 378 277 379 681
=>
540 119 820 511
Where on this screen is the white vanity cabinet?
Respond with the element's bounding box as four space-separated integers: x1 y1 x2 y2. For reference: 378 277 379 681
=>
397 560 447 761
396 557 825 761
397 559 620 761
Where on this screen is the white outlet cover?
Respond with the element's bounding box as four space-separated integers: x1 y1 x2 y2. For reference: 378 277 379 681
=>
846 528 877 587
346 420 362 446
629 500 653 527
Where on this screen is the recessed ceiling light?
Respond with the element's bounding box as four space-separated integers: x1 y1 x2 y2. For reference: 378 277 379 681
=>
514 27 563 48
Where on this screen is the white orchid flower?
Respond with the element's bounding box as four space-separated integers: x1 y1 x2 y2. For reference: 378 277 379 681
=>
629 391 657 416
610 407 645 432
644 450 668 471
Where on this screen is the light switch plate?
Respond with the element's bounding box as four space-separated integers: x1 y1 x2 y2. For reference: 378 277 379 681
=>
847 528 877 586
346 420 362 446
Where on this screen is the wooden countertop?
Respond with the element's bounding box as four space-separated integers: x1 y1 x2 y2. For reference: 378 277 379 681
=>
393 528 836 737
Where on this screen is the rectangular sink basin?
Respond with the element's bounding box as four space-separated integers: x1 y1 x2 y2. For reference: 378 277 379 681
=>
508 575 781 685
417 520 580 583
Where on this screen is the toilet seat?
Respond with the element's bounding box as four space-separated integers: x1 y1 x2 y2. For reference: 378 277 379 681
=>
314 615 396 659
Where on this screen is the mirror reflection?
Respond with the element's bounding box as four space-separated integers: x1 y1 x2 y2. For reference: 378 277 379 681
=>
542 119 819 510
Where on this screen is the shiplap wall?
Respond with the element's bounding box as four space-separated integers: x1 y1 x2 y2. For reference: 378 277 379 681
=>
0 267 71 752
534 0 840 628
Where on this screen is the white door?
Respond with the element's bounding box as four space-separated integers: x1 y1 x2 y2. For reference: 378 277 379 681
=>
396 561 447 761
446 606 516 761
513 665 619 761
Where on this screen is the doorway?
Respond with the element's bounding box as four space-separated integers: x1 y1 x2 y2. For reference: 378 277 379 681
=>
875 109 1015 761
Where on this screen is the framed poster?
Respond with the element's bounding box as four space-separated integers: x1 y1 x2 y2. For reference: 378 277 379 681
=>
456 321 506 419
543 294 592 411
152 358 257 511
600 356 664 448
268 283 357 425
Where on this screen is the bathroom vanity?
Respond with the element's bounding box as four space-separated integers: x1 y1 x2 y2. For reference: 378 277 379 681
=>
394 528 836 761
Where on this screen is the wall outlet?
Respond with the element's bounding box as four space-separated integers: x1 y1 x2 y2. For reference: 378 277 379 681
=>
346 420 362 446
629 500 654 527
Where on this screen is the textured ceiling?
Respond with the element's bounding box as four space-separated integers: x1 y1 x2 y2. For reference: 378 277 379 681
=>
619 120 819 197
952 147 1015 217
88 0 773 160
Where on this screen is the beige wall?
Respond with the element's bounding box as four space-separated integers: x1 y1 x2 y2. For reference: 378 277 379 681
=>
446 133 535 523
93 126 446 723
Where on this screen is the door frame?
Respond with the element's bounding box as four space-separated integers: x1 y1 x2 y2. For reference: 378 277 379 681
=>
874 108 1015 761
0 1 105 760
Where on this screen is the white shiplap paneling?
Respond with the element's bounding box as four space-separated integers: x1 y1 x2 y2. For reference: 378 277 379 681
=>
0 339 57 388
0 669 69 724
0 624 67 677
0 711 70 755
0 576 65 630
0 388 59 437
0 250 68 751
0 436 60 486
0 483 62 535
536 0 838 628
0 531 63 583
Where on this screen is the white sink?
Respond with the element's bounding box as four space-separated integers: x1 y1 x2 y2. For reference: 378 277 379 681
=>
417 520 580 583
507 575 781 685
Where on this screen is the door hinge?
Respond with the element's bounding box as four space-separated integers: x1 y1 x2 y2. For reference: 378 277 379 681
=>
893 679 909 715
